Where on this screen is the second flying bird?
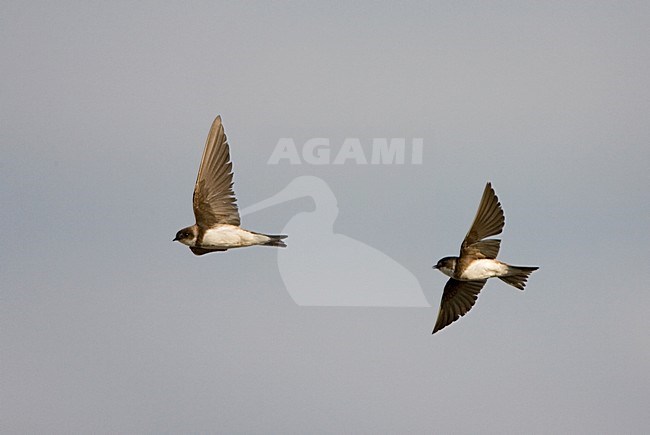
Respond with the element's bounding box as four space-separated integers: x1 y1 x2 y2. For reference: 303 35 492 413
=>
432 182 538 334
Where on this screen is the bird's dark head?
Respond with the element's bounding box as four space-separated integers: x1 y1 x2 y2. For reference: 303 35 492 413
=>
433 256 457 277
173 225 198 246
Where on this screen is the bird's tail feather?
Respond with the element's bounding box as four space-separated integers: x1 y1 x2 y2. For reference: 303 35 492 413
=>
261 234 288 248
499 265 538 290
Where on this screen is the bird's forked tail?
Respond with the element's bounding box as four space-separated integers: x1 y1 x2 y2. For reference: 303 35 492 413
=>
499 265 538 290
262 234 288 248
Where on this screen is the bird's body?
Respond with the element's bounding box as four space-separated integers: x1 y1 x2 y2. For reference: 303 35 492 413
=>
432 182 538 334
437 258 509 281
199 225 280 249
176 224 285 251
174 115 286 255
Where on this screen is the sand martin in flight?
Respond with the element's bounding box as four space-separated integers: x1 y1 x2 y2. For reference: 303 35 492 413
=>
432 182 537 334
174 115 287 255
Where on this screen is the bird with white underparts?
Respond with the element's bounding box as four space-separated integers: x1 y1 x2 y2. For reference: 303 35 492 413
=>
432 182 538 334
174 115 287 255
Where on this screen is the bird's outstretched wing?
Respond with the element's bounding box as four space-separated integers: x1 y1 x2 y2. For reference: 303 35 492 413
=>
193 116 241 227
432 278 487 334
460 182 504 259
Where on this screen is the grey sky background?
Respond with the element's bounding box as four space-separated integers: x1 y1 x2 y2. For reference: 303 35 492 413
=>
2 1 649 433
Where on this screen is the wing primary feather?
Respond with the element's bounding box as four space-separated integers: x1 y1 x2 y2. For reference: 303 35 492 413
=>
461 182 505 256
432 279 487 334
192 116 241 227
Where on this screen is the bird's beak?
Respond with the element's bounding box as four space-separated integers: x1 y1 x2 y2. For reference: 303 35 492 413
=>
432 265 439 269
173 236 179 242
